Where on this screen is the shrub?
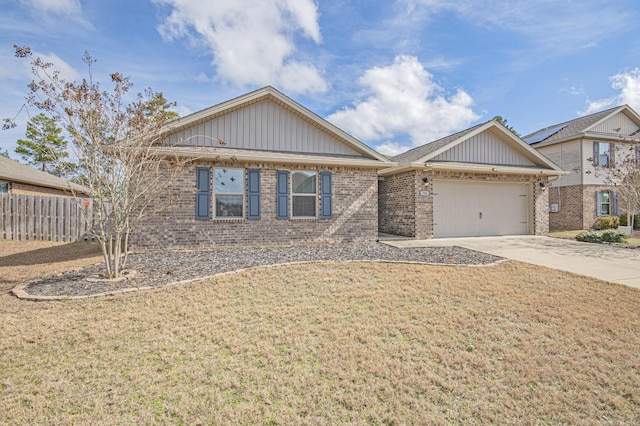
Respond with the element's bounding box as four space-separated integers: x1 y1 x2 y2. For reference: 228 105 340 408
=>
619 214 640 228
595 216 619 230
600 229 628 243
576 231 602 243
576 230 628 244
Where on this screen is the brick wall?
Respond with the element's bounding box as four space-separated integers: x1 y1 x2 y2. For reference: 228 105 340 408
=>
548 184 625 231
378 171 417 237
548 185 584 230
133 161 379 249
378 169 550 238
10 182 74 197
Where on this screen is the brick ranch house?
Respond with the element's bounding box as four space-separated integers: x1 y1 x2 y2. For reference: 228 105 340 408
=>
0 155 86 197
378 120 566 239
524 104 640 231
134 86 393 248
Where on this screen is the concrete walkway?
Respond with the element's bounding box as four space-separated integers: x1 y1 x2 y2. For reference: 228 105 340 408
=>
381 235 640 289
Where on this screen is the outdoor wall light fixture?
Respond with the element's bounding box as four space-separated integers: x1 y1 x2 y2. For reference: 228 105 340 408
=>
422 177 429 188
539 181 546 188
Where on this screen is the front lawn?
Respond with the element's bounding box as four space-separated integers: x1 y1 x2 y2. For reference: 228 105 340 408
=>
1 247 640 424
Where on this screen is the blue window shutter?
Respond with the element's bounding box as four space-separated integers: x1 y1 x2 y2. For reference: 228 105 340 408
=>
593 142 599 166
596 191 602 216
196 167 210 220
320 172 332 219
276 171 289 219
247 169 260 220
613 191 619 216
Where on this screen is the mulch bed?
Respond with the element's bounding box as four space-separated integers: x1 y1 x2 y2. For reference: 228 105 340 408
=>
21 243 502 298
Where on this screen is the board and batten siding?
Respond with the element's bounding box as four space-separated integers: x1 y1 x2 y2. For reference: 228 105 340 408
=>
536 141 581 187
432 130 536 166
590 112 639 135
168 100 363 156
582 139 613 186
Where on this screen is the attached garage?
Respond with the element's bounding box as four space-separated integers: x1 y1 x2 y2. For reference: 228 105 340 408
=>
378 119 567 239
432 180 531 237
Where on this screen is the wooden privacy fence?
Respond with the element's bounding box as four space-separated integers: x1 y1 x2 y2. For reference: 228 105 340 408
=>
0 194 93 242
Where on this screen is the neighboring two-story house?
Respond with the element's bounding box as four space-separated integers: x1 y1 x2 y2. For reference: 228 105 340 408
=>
525 105 640 231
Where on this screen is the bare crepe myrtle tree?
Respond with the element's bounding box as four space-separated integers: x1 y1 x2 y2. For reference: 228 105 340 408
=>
4 46 189 278
588 143 640 229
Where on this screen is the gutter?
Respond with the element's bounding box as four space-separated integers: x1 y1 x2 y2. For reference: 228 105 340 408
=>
151 147 396 169
378 162 569 177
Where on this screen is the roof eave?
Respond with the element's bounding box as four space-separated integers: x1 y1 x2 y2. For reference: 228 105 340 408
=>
152 147 395 169
378 161 568 177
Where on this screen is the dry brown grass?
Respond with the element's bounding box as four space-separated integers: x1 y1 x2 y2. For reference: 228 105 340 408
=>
1 242 640 424
0 240 102 293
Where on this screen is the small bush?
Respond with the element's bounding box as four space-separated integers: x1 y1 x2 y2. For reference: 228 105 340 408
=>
619 214 640 228
595 216 619 230
576 230 628 244
600 230 628 243
576 231 602 243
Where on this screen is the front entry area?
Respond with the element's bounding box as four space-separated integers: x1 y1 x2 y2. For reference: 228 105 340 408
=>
432 180 531 238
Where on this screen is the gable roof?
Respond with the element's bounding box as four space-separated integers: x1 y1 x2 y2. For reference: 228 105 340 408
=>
380 120 565 177
0 156 87 194
523 105 640 147
162 86 391 164
392 122 487 165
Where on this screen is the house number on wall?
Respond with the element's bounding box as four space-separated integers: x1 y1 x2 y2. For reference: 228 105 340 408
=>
419 190 430 196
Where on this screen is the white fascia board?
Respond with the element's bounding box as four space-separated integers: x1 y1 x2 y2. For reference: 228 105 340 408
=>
153 147 395 169
378 161 569 177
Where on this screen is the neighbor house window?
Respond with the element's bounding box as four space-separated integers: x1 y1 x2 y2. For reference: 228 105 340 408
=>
0 181 8 193
214 168 244 218
636 146 640 167
596 190 618 216
593 142 614 167
291 171 317 218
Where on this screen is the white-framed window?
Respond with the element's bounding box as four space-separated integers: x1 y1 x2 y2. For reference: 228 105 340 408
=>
593 141 614 167
291 171 317 218
0 181 8 193
213 168 244 218
596 190 618 216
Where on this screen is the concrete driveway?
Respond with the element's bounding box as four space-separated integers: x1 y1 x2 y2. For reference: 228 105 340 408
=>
381 235 640 289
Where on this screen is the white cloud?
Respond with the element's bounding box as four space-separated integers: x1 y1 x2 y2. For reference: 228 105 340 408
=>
611 68 640 110
21 0 82 15
0 49 80 83
398 0 631 62
154 0 327 94
36 52 82 82
580 68 640 115
327 55 479 147
375 141 411 156
20 0 88 25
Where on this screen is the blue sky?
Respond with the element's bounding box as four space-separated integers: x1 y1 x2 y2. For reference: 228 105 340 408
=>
1 0 640 158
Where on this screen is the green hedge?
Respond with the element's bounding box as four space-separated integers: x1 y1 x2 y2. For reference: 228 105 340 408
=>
576 229 628 244
619 214 640 228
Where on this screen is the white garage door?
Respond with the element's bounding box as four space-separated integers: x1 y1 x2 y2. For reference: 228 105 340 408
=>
432 180 530 238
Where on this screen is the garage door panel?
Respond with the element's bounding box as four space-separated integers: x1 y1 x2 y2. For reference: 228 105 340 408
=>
433 181 530 238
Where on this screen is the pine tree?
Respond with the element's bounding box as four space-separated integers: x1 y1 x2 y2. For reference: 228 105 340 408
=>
15 113 70 177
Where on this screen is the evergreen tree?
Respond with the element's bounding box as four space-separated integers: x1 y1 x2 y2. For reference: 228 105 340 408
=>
493 115 520 137
15 113 70 176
